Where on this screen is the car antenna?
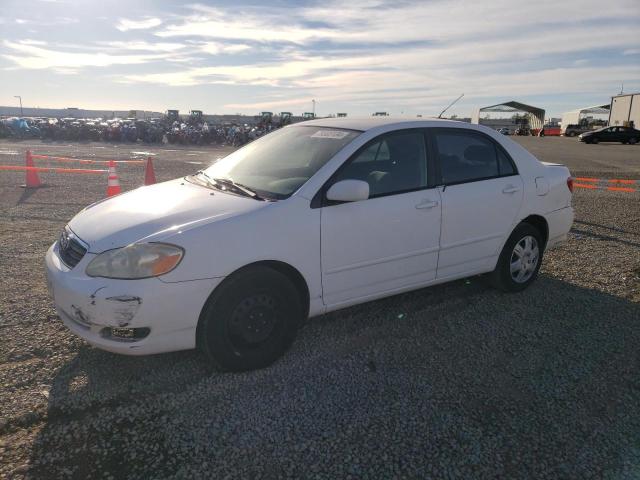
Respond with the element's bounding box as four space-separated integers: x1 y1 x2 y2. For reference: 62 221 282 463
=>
438 93 464 119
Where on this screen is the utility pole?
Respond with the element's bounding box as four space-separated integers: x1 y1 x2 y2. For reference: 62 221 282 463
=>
14 95 23 116
312 99 316 117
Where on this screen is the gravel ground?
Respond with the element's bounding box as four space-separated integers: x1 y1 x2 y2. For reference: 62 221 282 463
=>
0 137 639 479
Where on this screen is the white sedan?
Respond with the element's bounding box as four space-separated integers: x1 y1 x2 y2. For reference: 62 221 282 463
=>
45 118 574 371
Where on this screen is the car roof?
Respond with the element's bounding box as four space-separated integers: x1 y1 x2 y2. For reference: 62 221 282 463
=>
294 116 464 132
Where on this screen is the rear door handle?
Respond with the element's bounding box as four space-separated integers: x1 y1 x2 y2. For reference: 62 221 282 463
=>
415 200 439 209
502 185 520 194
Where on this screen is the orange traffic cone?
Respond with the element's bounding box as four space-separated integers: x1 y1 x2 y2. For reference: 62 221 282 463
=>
144 157 156 185
106 160 122 197
21 150 42 188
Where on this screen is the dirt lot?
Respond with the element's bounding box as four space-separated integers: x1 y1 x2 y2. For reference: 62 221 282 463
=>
0 136 639 479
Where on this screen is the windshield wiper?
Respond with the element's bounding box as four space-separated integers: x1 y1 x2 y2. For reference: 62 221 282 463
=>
191 170 217 189
211 177 264 200
192 171 266 200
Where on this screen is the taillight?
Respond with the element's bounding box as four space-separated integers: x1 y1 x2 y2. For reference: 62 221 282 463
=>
567 177 574 193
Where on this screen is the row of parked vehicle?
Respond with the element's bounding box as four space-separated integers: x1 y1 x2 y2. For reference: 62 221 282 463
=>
0 116 283 146
494 123 639 144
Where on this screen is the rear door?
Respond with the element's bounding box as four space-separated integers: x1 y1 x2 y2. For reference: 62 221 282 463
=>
429 128 524 279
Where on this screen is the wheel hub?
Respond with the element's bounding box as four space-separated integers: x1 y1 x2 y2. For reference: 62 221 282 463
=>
229 294 278 345
510 235 539 284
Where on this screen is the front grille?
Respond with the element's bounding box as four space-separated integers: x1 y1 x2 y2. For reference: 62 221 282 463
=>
59 229 87 268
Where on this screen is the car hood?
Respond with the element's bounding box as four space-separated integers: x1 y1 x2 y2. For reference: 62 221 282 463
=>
68 178 269 252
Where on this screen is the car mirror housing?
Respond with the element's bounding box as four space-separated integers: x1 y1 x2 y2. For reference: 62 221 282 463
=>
326 179 370 202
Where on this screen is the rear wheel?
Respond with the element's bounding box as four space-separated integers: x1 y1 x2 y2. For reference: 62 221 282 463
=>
489 223 544 292
197 266 303 371
629 137 638 145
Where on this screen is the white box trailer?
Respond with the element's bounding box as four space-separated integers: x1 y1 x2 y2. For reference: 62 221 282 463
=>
609 93 640 128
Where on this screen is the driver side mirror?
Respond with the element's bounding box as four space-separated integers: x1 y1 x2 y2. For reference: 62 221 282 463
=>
326 179 369 202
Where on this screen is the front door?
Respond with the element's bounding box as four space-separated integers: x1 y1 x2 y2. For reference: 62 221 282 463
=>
599 127 617 142
320 129 441 307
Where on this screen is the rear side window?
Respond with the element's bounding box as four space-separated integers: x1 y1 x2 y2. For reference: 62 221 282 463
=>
433 130 516 184
498 149 516 176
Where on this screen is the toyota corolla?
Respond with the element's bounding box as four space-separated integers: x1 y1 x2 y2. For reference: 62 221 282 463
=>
45 118 574 371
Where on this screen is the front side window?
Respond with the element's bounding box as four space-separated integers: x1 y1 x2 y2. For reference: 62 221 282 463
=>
203 126 360 199
333 131 427 197
433 130 515 184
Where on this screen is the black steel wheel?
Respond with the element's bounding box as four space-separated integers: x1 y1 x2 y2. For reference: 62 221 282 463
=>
197 266 303 371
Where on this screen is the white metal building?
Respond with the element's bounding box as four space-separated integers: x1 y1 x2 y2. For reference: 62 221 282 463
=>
609 93 640 128
472 101 545 131
560 104 610 133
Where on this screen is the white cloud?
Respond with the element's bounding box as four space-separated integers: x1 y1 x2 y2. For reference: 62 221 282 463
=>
155 5 340 43
1 40 171 69
97 41 185 52
198 42 252 55
116 17 162 32
2 0 639 116
14 16 76 26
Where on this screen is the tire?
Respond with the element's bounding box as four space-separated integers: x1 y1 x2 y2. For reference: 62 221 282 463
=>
567 131 576 137
629 137 638 145
197 266 303 371
489 223 544 292
591 137 599 144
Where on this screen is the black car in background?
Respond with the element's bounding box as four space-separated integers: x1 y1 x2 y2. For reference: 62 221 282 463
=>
579 126 640 144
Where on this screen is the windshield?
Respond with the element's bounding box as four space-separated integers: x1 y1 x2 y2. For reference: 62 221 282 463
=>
203 126 360 199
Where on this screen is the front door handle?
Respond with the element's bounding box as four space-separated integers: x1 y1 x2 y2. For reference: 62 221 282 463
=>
502 185 520 194
416 199 439 209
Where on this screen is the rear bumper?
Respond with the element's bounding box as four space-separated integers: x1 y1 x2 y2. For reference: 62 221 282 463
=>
546 206 574 249
45 242 223 355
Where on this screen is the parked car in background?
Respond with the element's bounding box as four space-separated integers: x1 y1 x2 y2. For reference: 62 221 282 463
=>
579 126 640 144
46 118 574 371
563 124 593 137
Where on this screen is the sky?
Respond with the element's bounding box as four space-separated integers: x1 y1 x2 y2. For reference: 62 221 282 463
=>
0 0 639 118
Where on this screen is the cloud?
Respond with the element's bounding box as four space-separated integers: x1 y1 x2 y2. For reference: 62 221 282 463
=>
197 42 252 56
116 17 162 32
1 40 171 70
155 5 341 43
1 0 639 116
14 16 76 26
97 41 186 52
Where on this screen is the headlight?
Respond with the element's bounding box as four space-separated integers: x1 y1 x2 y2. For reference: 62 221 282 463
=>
86 243 184 279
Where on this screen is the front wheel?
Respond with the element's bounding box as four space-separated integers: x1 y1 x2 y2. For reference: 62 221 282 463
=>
197 266 303 371
629 137 638 145
489 223 544 292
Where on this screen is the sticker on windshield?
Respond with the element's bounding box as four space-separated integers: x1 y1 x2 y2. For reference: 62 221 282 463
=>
311 130 350 139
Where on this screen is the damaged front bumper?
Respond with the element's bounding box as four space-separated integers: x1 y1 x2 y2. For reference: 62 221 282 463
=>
45 242 223 355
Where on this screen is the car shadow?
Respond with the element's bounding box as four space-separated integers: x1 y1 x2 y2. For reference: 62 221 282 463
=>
26 275 640 478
